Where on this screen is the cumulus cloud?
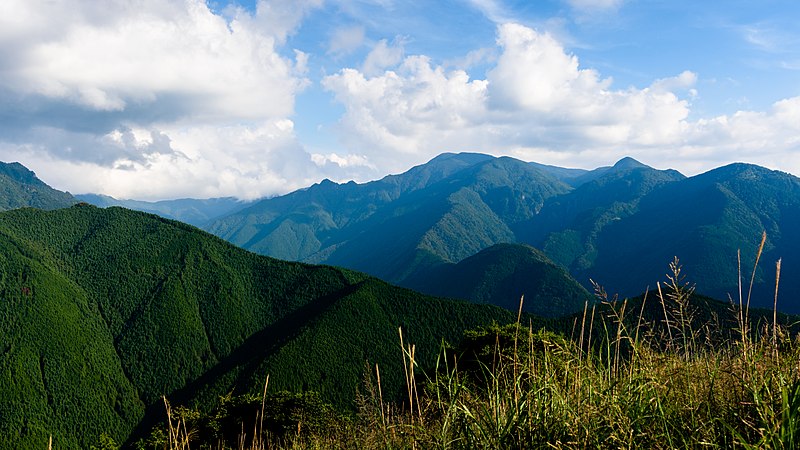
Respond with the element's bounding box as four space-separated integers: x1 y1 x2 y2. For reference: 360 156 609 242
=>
246 0 324 45
0 0 318 200
323 22 800 176
2 119 324 201
323 55 490 172
3 2 799 200
1 0 303 123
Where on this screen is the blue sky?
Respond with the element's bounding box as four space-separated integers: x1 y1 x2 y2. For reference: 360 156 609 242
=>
1 0 799 200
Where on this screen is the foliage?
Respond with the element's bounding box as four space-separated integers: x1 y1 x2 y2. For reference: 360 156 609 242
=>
205 153 572 289
406 243 592 318
142 266 800 449
0 205 514 448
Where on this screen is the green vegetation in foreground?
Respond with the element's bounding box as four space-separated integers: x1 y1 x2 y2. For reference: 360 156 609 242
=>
0 205 514 449
140 258 800 449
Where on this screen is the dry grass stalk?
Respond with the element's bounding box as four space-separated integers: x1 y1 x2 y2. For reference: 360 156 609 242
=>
745 231 767 324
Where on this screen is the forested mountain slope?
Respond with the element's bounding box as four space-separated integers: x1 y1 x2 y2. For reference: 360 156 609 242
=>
405 243 592 317
207 154 800 312
0 161 75 210
207 153 572 286
573 163 800 309
0 205 514 448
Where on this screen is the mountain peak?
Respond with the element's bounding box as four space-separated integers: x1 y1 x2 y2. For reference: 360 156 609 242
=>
428 152 494 165
0 161 75 211
0 161 41 185
612 157 649 170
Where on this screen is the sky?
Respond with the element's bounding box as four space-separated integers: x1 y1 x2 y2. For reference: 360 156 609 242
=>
1 0 799 200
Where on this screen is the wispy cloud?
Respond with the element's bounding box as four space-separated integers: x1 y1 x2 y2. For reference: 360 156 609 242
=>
465 0 512 24
361 37 406 76
327 25 366 56
565 0 625 12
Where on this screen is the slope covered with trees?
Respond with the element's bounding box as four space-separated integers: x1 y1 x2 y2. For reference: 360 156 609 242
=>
206 153 576 306
405 243 592 317
0 161 75 211
0 205 514 448
577 163 800 310
207 154 800 313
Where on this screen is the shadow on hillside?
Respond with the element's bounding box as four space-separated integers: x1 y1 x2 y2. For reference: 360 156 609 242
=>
124 280 363 447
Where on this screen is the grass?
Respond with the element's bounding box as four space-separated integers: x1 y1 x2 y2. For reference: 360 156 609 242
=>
137 253 800 450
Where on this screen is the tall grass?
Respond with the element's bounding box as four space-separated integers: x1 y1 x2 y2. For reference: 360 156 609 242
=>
144 254 797 449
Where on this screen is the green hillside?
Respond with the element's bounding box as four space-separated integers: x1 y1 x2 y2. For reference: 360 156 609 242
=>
0 205 514 448
0 161 76 210
406 243 592 318
206 153 497 262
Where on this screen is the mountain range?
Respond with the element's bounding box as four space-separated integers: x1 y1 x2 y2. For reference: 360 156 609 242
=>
204 153 799 313
2 156 799 447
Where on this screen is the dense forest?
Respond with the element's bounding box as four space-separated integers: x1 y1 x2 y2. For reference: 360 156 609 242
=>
0 205 515 448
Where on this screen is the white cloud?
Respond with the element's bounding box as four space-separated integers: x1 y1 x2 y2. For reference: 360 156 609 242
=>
323 55 490 172
466 0 513 24
2 2 799 201
248 0 325 45
2 0 303 121
361 38 406 77
486 23 607 112
311 152 375 170
0 0 318 200
323 22 800 177
2 119 324 201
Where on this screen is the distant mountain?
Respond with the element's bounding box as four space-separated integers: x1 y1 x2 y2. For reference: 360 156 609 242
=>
0 161 75 210
75 193 251 227
405 243 592 317
207 153 573 289
576 163 800 310
521 157 686 271
207 153 800 313
0 205 513 448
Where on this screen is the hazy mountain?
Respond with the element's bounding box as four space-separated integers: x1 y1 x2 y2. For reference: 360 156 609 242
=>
0 205 513 448
75 193 251 227
0 161 76 210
